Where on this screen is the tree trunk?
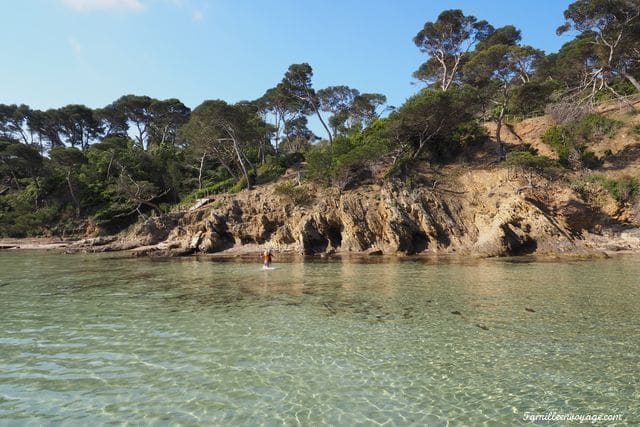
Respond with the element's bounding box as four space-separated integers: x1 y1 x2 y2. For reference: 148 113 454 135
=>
9 169 21 190
198 152 206 190
495 105 506 161
412 139 427 160
220 161 237 179
314 107 333 144
231 138 251 189
66 169 80 217
622 71 640 93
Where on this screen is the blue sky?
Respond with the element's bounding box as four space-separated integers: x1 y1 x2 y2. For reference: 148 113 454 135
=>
2 0 574 114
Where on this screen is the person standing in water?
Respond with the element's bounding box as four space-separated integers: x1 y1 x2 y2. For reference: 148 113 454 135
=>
261 249 273 268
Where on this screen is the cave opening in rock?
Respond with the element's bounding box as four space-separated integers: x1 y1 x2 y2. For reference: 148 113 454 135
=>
407 231 428 255
512 237 538 255
326 222 343 249
304 233 329 254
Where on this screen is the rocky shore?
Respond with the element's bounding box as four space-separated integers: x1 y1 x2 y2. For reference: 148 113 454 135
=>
11 167 635 259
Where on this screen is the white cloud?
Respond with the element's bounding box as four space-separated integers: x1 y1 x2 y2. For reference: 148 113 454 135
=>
68 37 83 57
164 0 184 7
192 9 204 22
62 0 145 12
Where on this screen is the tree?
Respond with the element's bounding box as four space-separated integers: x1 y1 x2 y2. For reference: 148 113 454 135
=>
0 142 43 192
389 86 483 161
317 85 360 137
112 169 170 219
108 95 154 149
475 25 522 51
557 0 640 97
349 93 388 129
180 100 266 190
257 84 305 154
0 104 33 144
280 116 317 153
57 104 102 150
280 63 334 143
413 9 493 91
147 99 191 149
28 109 64 151
95 104 129 138
535 32 598 87
49 147 86 217
464 29 543 158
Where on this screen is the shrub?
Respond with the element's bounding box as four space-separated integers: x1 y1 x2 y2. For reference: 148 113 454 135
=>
574 113 621 140
542 113 618 169
587 175 639 203
274 182 313 205
579 150 602 169
306 131 391 189
542 125 572 166
255 163 285 185
276 152 304 168
178 177 238 205
230 171 255 193
505 151 557 173
545 102 590 124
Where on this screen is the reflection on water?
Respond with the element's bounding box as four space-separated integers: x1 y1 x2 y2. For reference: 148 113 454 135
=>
0 251 639 425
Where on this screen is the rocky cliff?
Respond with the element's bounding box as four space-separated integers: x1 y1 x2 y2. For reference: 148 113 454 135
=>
80 167 640 258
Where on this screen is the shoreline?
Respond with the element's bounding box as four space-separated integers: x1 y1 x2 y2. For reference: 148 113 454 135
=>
2 236 639 261
0 237 79 250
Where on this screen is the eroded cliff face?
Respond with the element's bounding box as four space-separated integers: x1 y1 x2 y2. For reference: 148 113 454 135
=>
87 167 640 257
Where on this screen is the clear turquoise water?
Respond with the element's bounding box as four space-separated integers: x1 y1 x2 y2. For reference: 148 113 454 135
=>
0 251 638 426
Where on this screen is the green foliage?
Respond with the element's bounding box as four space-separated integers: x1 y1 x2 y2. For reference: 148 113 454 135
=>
390 86 486 162
274 182 313 204
505 150 558 173
574 113 622 139
633 123 640 135
508 80 561 116
306 126 391 188
542 125 573 165
179 177 238 204
542 113 620 167
276 152 305 168
255 162 286 185
413 9 493 89
230 170 256 193
557 0 640 99
0 189 62 237
587 175 639 203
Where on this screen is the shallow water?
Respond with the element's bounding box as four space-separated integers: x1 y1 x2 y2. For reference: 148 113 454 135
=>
0 251 638 425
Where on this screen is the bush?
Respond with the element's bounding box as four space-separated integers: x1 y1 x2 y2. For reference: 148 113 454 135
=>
505 150 557 173
542 125 572 166
230 171 256 193
255 162 285 185
178 177 238 205
542 113 618 168
545 102 590 124
579 150 602 169
306 130 391 189
274 182 313 205
574 113 621 140
587 175 639 203
389 86 485 162
276 152 304 168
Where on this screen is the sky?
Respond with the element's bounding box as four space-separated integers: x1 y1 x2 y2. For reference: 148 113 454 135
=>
1 0 575 117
